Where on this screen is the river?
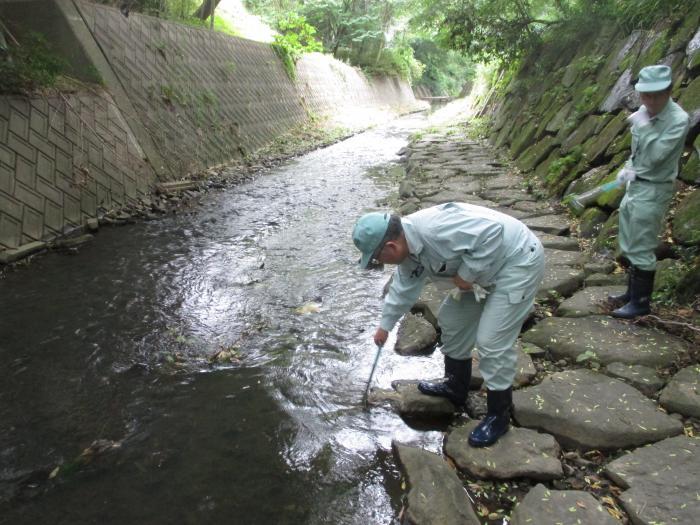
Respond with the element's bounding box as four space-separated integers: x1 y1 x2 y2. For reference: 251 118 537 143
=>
0 113 448 524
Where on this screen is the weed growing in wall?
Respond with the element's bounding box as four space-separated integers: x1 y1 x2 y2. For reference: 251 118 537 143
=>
0 32 65 93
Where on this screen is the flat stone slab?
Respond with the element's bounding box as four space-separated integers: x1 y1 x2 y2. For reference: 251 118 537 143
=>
480 173 523 189
395 313 438 355
522 214 570 235
513 369 684 451
544 248 587 267
583 260 616 275
370 380 456 417
445 421 563 480
604 363 665 396
556 286 625 317
510 484 621 525
522 316 688 368
659 365 700 418
534 231 580 251
604 435 700 525
538 266 585 299
393 442 480 525
585 272 626 286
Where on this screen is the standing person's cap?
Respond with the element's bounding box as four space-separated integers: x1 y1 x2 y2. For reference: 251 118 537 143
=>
352 212 390 269
635 65 672 92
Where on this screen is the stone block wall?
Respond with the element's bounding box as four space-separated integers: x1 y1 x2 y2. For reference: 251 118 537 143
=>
0 91 155 249
0 1 423 252
75 0 308 178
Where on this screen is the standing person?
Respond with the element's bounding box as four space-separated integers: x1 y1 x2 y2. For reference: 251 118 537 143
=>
609 65 690 319
352 202 545 447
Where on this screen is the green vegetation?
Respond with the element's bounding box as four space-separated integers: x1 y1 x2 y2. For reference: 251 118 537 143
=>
271 13 323 80
0 32 65 93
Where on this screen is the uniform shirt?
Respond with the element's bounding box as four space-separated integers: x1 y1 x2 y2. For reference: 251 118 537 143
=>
380 202 535 331
628 99 689 183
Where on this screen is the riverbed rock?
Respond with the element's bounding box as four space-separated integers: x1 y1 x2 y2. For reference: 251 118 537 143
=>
513 369 683 450
395 314 438 355
555 286 624 317
370 380 456 417
658 365 700 418
583 260 616 275
521 316 688 367
604 435 700 525
445 421 563 480
604 363 665 396
510 484 621 525
392 442 480 525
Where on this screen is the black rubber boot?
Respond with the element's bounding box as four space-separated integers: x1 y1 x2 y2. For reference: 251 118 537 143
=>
608 269 631 307
612 267 655 319
417 356 472 407
468 387 512 447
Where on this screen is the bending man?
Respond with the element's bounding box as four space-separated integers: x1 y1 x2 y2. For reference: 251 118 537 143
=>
352 202 545 447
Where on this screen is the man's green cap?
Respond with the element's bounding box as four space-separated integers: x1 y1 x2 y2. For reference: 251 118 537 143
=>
352 211 390 269
635 65 672 92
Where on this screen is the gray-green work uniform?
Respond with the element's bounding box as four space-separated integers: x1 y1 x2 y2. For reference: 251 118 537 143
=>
380 202 545 391
619 99 689 271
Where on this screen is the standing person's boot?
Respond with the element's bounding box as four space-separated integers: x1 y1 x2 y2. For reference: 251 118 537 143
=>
608 268 631 307
417 356 471 407
612 267 655 319
468 387 512 447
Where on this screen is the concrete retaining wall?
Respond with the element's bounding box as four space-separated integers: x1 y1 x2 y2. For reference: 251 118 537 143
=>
0 0 424 252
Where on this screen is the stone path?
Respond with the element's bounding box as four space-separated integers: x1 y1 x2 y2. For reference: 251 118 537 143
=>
376 130 699 524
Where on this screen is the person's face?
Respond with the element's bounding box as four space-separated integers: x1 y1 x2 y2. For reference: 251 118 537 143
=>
372 240 406 265
640 89 671 117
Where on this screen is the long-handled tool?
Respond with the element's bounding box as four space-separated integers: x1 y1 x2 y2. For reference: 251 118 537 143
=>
362 344 383 408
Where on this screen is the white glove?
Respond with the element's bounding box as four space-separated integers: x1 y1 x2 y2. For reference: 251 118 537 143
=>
472 283 489 302
449 287 464 300
628 107 651 128
616 166 636 185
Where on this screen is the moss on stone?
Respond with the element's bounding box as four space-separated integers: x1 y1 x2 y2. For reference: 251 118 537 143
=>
667 9 700 53
517 136 558 173
509 120 538 158
593 210 619 252
579 206 609 238
672 188 700 246
583 112 628 166
560 115 602 154
633 29 669 76
679 149 699 184
678 76 700 117
605 126 632 157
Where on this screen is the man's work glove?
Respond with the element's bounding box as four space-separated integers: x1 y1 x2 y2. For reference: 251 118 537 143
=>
628 107 651 128
616 166 636 185
449 284 489 302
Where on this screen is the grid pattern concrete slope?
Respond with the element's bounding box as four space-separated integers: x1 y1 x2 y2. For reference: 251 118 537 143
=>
296 53 424 128
76 1 307 178
0 92 155 250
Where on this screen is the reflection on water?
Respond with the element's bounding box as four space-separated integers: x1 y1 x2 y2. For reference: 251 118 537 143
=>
0 114 447 524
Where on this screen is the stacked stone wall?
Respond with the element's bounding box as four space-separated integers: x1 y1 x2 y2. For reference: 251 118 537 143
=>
480 6 700 258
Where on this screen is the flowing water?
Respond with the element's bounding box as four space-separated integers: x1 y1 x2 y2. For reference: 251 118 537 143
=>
0 114 449 525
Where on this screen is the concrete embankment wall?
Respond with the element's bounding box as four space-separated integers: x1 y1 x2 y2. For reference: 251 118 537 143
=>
479 6 699 275
0 0 425 253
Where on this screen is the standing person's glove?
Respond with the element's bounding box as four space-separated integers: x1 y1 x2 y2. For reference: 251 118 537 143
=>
628 107 651 128
616 166 636 185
